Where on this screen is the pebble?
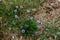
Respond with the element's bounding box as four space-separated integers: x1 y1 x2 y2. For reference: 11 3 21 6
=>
58 0 60 2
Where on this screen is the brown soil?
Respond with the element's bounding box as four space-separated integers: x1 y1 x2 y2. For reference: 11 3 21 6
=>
34 0 60 27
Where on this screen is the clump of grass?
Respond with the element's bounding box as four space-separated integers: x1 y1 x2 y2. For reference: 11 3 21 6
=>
37 19 60 40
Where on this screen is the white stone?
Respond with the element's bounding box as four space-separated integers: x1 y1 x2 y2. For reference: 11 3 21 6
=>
50 3 54 6
58 0 60 2
12 36 14 39
20 6 24 8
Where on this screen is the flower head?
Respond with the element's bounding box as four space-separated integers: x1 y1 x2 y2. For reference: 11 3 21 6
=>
21 29 25 33
26 9 30 13
14 9 17 13
0 0 2 2
15 15 18 18
32 8 37 12
20 6 24 8
16 6 19 9
30 16 34 20
35 32 39 35
37 20 41 24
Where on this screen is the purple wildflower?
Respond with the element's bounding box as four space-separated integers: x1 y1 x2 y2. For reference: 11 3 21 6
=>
21 29 25 33
37 20 41 24
30 16 34 20
35 32 39 35
0 0 2 2
16 6 19 9
14 9 17 13
15 15 18 18
37 25 43 29
20 6 24 8
26 9 30 13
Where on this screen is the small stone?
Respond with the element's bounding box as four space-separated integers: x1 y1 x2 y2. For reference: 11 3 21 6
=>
50 3 54 6
50 3 59 9
32 8 37 12
9 27 11 30
9 2 13 5
12 36 14 39
58 0 60 2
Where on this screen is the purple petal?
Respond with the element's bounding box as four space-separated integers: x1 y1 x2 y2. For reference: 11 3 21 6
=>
35 32 39 35
20 6 24 8
37 20 42 24
30 16 34 20
22 29 25 33
0 0 2 2
16 6 19 8
14 9 17 13
15 15 18 18
26 9 30 13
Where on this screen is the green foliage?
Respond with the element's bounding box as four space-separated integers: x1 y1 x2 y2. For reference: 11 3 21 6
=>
18 19 38 37
37 20 60 40
0 0 47 39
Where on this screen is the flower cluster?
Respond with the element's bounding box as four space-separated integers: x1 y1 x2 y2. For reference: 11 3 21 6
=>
18 19 39 37
0 0 45 39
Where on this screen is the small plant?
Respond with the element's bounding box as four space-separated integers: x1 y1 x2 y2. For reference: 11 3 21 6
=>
0 0 47 40
37 19 60 40
18 19 38 37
